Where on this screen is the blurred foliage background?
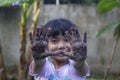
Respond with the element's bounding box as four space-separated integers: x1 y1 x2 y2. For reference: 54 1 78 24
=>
0 0 120 80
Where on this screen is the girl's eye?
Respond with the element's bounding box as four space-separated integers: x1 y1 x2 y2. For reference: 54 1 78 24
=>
51 39 58 43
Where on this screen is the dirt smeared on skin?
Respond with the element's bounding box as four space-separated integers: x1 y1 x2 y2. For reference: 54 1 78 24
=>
63 27 87 61
29 26 87 61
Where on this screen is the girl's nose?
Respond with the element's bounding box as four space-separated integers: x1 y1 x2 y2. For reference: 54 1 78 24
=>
58 41 66 50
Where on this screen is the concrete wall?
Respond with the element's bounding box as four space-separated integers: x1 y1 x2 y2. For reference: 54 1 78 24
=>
0 6 20 68
0 5 120 73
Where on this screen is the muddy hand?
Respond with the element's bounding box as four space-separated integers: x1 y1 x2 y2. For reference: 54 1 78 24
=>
70 27 87 61
72 28 87 61
29 26 52 60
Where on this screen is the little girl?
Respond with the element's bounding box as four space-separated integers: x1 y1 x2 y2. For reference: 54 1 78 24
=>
29 18 90 80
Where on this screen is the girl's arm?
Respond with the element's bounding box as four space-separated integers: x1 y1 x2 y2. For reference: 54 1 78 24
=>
66 28 88 76
73 61 89 76
29 27 49 74
31 59 46 74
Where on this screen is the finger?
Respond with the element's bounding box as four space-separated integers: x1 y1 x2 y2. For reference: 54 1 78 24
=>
39 26 43 36
64 53 76 60
35 28 40 41
39 27 44 40
39 52 52 59
74 29 81 42
34 51 55 60
29 32 33 44
71 27 77 37
52 50 73 58
71 27 81 42
38 25 43 34
71 27 76 37
34 54 50 60
83 32 87 43
48 50 60 56
61 52 73 58
43 50 63 56
45 27 52 40
65 31 72 41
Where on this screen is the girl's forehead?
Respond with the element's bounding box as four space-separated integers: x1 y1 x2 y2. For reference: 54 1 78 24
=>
48 32 65 37
49 34 65 39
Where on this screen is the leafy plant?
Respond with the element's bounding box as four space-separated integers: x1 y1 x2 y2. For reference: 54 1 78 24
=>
97 0 120 80
97 0 120 13
0 0 41 80
0 0 20 6
0 0 35 6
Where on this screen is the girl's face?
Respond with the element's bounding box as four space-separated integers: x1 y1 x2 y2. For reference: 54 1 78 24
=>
48 34 73 62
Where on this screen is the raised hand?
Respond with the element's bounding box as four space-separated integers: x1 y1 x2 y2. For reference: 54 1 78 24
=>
71 27 87 61
64 27 87 62
29 26 52 60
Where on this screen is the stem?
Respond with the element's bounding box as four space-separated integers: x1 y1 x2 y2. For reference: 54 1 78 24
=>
18 22 27 80
26 0 40 80
18 4 27 79
30 0 40 35
103 38 118 80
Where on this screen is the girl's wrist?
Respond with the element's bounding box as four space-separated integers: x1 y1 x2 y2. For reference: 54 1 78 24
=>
74 60 85 69
34 58 45 65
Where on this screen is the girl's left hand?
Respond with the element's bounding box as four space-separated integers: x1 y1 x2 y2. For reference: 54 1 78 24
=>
65 27 87 62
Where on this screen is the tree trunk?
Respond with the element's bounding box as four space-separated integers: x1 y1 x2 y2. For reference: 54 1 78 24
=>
18 22 27 80
0 41 7 80
103 38 118 80
26 1 40 80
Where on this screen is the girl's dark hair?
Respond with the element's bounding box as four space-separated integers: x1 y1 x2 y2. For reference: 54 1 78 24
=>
43 18 78 37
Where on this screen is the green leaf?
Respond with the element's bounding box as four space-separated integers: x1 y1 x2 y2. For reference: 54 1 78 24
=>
26 1 34 19
0 0 20 6
20 0 34 4
97 0 120 13
0 0 34 7
96 21 120 38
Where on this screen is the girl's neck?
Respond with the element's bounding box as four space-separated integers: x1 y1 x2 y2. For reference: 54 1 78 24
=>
53 60 68 69
48 57 69 69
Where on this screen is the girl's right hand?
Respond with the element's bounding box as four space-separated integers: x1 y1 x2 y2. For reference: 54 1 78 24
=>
29 26 51 60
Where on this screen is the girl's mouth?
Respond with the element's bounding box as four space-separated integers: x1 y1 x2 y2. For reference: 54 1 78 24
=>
52 49 70 57
57 52 65 57
53 50 65 56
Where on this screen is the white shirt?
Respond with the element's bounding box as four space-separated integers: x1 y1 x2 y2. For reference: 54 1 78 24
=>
29 58 90 80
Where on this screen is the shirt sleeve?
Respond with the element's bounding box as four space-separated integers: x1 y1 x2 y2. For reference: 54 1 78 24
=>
29 58 50 77
69 59 90 78
84 61 90 77
29 60 40 76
